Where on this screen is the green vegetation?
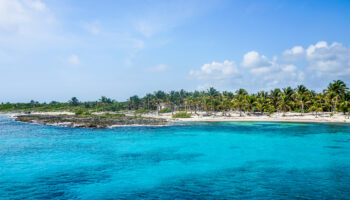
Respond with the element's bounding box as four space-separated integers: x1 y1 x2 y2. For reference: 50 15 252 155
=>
2 80 350 116
159 108 171 113
74 108 84 116
99 113 126 118
172 112 192 118
134 109 150 114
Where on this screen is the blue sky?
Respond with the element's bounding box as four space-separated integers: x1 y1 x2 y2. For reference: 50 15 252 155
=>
1 0 350 102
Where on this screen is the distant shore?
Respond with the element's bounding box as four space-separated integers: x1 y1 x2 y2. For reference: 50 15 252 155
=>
11 113 168 128
156 111 350 123
2 111 350 128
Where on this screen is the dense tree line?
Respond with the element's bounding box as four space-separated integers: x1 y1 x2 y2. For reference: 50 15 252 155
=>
1 80 350 116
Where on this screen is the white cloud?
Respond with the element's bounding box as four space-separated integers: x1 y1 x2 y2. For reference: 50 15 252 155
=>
281 41 350 78
281 46 305 61
245 57 304 88
190 41 350 91
241 51 270 68
306 41 328 57
250 66 272 75
305 42 350 78
0 0 53 35
67 54 80 66
190 60 238 80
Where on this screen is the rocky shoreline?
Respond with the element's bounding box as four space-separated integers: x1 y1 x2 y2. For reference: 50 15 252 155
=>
15 114 169 129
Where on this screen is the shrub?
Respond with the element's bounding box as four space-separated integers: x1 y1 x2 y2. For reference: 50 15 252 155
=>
159 108 172 113
330 112 334 117
74 108 84 115
81 111 92 116
99 113 126 118
172 112 192 118
135 109 150 114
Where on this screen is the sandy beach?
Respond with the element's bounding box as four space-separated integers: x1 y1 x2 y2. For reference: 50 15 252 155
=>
143 111 350 123
2 111 350 125
133 111 350 123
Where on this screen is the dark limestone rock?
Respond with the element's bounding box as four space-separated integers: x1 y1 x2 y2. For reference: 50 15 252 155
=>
15 114 168 129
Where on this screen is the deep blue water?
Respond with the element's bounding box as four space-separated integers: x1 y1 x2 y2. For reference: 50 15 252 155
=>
1 115 350 199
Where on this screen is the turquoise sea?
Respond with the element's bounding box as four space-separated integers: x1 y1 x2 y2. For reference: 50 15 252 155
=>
1 114 350 199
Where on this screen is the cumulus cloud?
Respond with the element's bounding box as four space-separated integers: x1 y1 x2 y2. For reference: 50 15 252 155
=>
281 46 305 61
189 60 238 80
282 41 350 78
190 41 350 90
306 42 350 77
241 51 270 68
67 54 80 66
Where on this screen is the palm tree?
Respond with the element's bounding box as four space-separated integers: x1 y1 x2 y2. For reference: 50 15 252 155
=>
203 96 212 114
192 91 201 114
340 92 350 118
279 94 291 113
246 95 257 112
233 89 248 117
295 85 309 115
310 94 324 118
220 95 232 116
69 97 80 107
269 89 281 111
278 87 294 113
168 91 178 114
154 90 166 114
283 87 294 99
256 92 268 114
128 95 141 110
20 80 350 116
143 93 155 110
207 87 220 111
185 96 195 113
326 80 349 113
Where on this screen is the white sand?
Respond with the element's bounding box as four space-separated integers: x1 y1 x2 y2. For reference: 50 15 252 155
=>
2 111 350 123
144 111 350 123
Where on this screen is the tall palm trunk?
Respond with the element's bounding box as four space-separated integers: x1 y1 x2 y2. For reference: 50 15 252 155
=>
301 102 304 116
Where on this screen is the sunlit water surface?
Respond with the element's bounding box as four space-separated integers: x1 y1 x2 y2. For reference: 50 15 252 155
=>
1 114 350 199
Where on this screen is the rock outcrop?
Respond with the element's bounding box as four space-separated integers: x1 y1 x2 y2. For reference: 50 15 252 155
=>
15 114 168 129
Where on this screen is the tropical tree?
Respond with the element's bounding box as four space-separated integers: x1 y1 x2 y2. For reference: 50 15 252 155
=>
326 80 349 113
340 92 350 118
128 95 141 110
310 94 324 118
69 97 80 106
295 85 309 115
269 89 281 111
154 90 166 114
233 89 248 116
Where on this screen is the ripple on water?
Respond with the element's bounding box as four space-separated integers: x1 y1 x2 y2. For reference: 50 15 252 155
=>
1 116 350 199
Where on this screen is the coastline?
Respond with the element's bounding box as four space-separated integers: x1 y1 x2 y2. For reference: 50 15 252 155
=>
149 111 350 123
2 111 350 127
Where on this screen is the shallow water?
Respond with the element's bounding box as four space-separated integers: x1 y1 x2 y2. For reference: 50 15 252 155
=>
1 115 350 199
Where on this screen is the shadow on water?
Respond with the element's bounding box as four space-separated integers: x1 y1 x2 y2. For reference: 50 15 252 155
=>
0 164 113 199
2 115 350 199
113 165 350 200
